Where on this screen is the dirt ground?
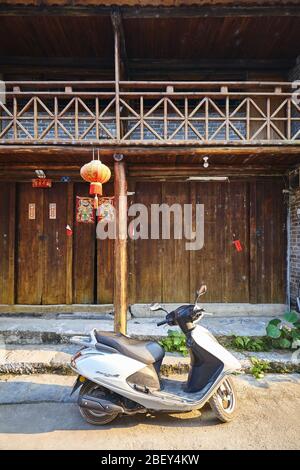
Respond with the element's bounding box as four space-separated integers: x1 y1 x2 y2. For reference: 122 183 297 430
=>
0 374 299 450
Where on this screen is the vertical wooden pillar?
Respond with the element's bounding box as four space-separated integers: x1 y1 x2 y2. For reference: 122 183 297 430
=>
113 12 121 142
114 156 128 334
112 9 128 141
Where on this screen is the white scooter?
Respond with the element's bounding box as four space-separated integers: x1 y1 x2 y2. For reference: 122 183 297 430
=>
70 285 241 425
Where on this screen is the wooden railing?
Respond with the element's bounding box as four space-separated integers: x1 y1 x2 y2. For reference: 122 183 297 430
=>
0 81 300 145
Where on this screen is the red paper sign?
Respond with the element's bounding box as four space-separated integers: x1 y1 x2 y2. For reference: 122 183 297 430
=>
66 225 73 237
32 178 52 188
233 239 243 252
76 196 95 224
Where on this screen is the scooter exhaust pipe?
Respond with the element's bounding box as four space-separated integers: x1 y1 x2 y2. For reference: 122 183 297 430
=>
78 395 124 415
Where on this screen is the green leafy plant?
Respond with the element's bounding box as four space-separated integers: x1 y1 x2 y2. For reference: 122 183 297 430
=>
159 330 188 356
266 311 300 350
231 335 267 352
250 357 270 379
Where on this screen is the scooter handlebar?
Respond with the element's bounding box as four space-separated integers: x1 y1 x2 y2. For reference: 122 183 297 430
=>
157 319 167 326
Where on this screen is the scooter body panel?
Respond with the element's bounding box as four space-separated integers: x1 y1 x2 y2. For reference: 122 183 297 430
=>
73 348 145 396
191 325 241 372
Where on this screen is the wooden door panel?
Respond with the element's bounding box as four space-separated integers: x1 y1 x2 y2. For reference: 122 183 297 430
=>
16 184 43 304
223 182 249 302
190 182 225 302
250 180 286 303
43 184 68 304
97 182 114 304
73 183 95 304
0 183 15 304
133 182 163 303
162 182 190 302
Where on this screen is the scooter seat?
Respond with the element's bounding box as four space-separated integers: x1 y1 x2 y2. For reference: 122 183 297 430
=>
95 331 165 366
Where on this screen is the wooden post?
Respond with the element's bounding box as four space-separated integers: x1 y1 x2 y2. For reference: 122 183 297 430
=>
114 19 121 141
111 9 128 141
114 155 128 334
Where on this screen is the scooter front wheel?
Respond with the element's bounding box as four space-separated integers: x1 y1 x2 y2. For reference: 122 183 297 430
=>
78 381 119 426
209 376 237 423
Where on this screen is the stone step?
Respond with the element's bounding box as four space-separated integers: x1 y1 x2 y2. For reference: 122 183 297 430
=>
0 315 273 345
0 343 299 376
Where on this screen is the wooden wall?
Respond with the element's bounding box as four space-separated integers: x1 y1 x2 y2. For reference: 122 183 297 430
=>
0 178 287 305
128 178 287 304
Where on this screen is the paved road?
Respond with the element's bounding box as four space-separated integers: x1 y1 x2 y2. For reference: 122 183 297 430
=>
0 374 299 450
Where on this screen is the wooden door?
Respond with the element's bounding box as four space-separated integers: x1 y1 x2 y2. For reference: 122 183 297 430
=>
131 182 163 303
43 184 68 304
0 183 15 304
97 182 115 304
250 179 286 303
16 183 69 304
73 183 96 304
130 179 285 304
16 184 44 304
162 182 190 302
190 182 225 302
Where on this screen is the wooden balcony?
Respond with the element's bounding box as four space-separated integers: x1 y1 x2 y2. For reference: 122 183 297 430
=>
0 81 300 147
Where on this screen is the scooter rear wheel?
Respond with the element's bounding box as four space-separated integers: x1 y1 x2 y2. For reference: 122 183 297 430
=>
209 376 237 423
78 381 119 426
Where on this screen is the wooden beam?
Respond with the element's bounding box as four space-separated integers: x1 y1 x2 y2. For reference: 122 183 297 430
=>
111 8 129 139
0 5 300 18
129 58 295 72
124 5 300 18
111 8 129 80
0 144 300 159
0 57 114 69
113 10 121 141
0 57 292 82
0 57 292 71
114 156 128 335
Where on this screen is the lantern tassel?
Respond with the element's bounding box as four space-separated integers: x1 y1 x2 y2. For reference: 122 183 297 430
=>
94 194 99 210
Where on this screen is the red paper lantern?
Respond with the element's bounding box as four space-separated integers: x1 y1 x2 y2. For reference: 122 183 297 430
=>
80 159 111 209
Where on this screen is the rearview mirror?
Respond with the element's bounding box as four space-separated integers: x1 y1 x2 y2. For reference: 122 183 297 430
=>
150 302 163 312
196 284 207 298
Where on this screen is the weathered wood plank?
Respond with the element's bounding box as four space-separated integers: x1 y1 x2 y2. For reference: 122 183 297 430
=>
73 183 96 304
0 183 15 304
0 5 299 18
97 182 115 305
133 181 163 303
43 184 68 304
250 179 287 303
66 182 74 304
162 182 190 302
16 183 43 304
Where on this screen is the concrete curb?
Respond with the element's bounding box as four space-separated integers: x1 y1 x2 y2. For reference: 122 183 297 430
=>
0 345 299 376
0 315 276 344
